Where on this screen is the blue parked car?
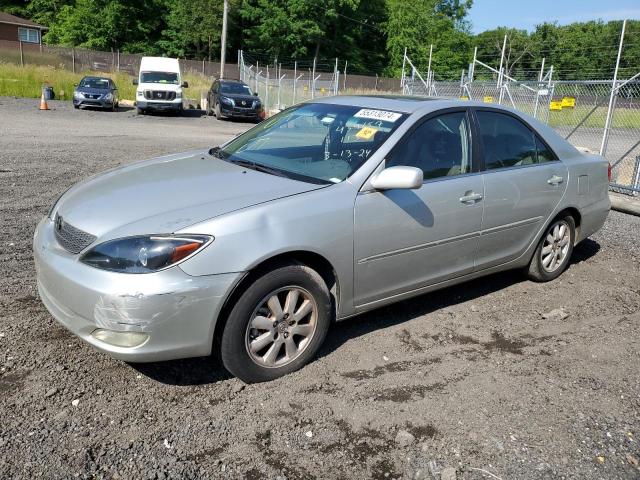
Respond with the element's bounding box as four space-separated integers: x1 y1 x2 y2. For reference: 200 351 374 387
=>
73 76 119 111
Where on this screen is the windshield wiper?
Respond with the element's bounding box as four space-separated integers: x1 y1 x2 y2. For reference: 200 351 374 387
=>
228 159 292 179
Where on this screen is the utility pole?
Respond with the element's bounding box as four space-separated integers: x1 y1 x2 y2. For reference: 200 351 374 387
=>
220 0 228 79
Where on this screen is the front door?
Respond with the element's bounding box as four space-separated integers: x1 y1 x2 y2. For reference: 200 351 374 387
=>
472 109 569 269
353 110 484 307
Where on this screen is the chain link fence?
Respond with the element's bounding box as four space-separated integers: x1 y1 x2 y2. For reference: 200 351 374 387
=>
1 36 638 194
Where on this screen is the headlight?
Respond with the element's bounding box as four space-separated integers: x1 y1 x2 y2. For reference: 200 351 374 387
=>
74 91 82 98
81 235 212 273
103 93 113 101
176 90 182 99
220 96 234 106
137 91 144 97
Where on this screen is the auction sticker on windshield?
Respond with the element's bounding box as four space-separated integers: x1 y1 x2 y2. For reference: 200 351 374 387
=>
353 109 402 123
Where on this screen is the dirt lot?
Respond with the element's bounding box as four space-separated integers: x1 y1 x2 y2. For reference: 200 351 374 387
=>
1 96 639 479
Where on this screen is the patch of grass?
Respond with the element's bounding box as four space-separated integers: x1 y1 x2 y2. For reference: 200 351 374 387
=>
0 62 211 102
547 105 640 129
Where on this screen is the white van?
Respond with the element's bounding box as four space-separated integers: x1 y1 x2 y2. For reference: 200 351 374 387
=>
133 57 188 115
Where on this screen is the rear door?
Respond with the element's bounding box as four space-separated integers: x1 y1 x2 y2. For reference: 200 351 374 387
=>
472 109 568 270
353 109 484 307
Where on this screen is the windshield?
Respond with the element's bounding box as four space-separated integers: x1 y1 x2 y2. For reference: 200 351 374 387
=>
80 77 110 89
140 71 179 84
216 103 406 184
220 83 253 95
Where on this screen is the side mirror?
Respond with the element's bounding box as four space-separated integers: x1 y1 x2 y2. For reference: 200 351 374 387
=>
73 83 78 87
253 92 259 96
182 81 189 88
370 166 423 190
132 79 138 85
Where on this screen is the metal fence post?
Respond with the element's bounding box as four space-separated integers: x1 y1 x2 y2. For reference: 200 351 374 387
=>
401 47 407 92
19 41 24 67
311 57 316 99
293 61 298 104
266 65 269 113
601 19 627 156
72 48 75 73
343 61 348 91
427 44 433 91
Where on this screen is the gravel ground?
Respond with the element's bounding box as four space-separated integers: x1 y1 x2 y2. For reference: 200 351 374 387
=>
1 96 639 479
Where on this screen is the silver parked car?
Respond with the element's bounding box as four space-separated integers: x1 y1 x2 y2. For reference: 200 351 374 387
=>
34 96 610 383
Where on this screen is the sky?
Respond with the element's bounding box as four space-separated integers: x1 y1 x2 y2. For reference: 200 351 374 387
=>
468 0 640 33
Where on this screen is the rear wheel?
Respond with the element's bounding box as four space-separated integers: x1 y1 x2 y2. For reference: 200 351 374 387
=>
527 215 575 282
220 264 331 383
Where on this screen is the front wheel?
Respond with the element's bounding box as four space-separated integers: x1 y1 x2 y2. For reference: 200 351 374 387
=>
527 215 575 282
214 102 222 119
136 107 145 115
220 264 332 383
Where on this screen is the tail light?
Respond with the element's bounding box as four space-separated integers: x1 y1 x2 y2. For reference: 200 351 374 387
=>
607 163 612 182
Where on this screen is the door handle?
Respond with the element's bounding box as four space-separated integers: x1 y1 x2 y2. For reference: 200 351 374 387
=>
547 175 564 185
459 192 483 204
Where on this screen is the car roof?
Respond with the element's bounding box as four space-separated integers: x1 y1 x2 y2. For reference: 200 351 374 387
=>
81 76 110 81
310 95 514 114
218 79 247 85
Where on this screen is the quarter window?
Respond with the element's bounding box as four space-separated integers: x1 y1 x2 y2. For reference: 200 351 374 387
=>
386 112 472 180
477 111 536 170
535 136 557 163
18 28 39 43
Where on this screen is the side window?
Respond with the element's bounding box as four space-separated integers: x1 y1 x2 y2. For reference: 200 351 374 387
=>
387 112 471 180
535 136 557 163
476 111 536 170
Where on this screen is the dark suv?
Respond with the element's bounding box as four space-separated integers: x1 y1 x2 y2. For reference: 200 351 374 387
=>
207 79 263 121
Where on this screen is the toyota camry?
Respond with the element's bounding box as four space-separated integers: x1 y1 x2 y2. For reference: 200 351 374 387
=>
34 96 610 383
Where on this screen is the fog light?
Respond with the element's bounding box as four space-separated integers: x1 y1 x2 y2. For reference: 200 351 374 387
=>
91 329 149 348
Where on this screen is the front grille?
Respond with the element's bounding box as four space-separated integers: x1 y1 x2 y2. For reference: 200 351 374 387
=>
144 90 176 101
83 93 101 99
53 214 96 254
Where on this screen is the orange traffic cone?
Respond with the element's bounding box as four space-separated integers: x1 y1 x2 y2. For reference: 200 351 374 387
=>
39 91 50 111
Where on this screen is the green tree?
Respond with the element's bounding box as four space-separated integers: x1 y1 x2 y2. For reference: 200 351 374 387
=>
238 0 358 59
385 0 472 77
474 27 533 79
157 0 227 60
44 0 166 53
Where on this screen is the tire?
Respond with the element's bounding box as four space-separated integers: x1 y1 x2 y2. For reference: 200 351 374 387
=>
206 98 213 116
527 214 575 282
73 105 79 109
136 107 145 115
214 102 222 119
220 263 332 383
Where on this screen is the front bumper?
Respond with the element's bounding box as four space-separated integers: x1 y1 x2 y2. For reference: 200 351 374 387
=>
33 217 242 362
136 100 183 111
219 104 262 119
73 98 114 109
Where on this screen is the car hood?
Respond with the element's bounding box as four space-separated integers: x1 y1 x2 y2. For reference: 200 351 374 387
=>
222 94 259 103
57 150 325 239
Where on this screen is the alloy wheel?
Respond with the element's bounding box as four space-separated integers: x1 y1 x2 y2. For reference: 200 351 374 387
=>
245 287 318 368
541 220 571 273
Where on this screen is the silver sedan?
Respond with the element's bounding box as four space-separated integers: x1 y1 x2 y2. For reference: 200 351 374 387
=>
34 96 610 383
